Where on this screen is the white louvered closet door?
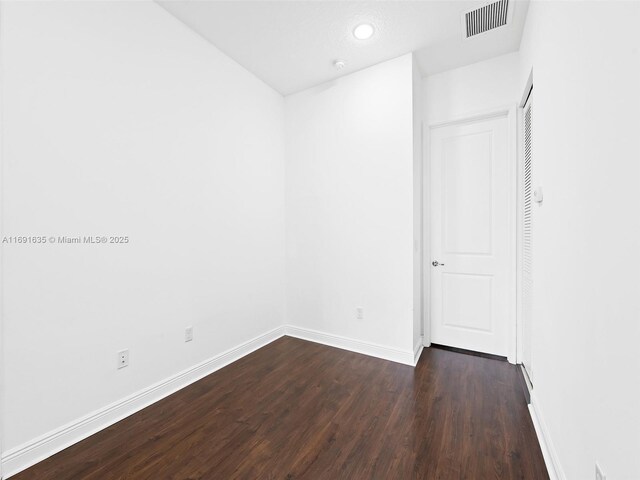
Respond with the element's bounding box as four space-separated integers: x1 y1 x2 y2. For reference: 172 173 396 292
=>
522 90 534 383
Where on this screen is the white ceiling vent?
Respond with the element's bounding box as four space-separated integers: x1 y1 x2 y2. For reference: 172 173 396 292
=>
462 0 511 39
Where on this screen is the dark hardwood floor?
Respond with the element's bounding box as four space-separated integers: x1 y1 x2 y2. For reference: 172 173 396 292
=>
14 337 548 479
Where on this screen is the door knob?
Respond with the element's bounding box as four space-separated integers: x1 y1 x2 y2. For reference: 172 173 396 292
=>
432 261 445 267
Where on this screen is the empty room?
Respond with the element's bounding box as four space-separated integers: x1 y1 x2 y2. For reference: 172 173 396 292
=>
0 0 639 479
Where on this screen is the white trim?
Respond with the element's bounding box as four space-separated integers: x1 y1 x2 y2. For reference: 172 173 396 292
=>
1 325 421 478
516 102 525 364
427 104 515 130
413 336 424 365
520 364 533 395
1 326 286 479
0 1 6 476
528 392 566 480
424 105 518 363
422 120 432 348
284 325 417 366
506 104 518 364
519 68 534 108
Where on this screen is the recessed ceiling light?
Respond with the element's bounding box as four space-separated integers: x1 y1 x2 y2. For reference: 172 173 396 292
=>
353 23 374 40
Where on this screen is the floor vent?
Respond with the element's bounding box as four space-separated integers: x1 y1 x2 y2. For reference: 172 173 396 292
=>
463 0 510 38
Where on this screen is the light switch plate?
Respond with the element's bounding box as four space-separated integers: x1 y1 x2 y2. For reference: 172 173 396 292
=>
533 186 543 203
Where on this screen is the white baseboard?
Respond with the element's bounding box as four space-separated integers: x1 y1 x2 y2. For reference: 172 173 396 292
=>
413 336 424 365
2 325 421 478
1 325 286 479
284 325 417 366
528 392 566 480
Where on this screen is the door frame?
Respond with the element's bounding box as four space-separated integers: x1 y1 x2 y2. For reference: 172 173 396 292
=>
422 105 519 364
517 70 535 374
0 1 5 473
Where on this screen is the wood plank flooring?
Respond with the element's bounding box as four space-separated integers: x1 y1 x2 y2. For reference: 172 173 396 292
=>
13 337 549 479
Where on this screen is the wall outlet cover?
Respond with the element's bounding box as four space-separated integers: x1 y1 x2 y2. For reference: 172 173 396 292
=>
117 349 129 369
185 326 194 342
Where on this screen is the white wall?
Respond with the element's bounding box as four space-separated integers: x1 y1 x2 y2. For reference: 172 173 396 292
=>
517 2 640 479
284 55 416 359
5 2 639 479
1 0 285 455
423 11 640 477
423 52 520 124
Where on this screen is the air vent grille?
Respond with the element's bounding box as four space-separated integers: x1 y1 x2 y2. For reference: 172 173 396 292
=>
465 0 510 38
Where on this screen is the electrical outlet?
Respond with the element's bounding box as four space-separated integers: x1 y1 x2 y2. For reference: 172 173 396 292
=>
356 307 364 320
117 349 129 369
185 326 193 342
595 462 606 480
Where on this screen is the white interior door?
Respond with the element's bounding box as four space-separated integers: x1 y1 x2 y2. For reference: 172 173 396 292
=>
430 115 511 356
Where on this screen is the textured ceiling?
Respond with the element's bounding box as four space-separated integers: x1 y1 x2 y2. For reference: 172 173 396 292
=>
158 1 530 96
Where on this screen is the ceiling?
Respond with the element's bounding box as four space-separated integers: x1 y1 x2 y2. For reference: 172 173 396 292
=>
158 1 530 96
